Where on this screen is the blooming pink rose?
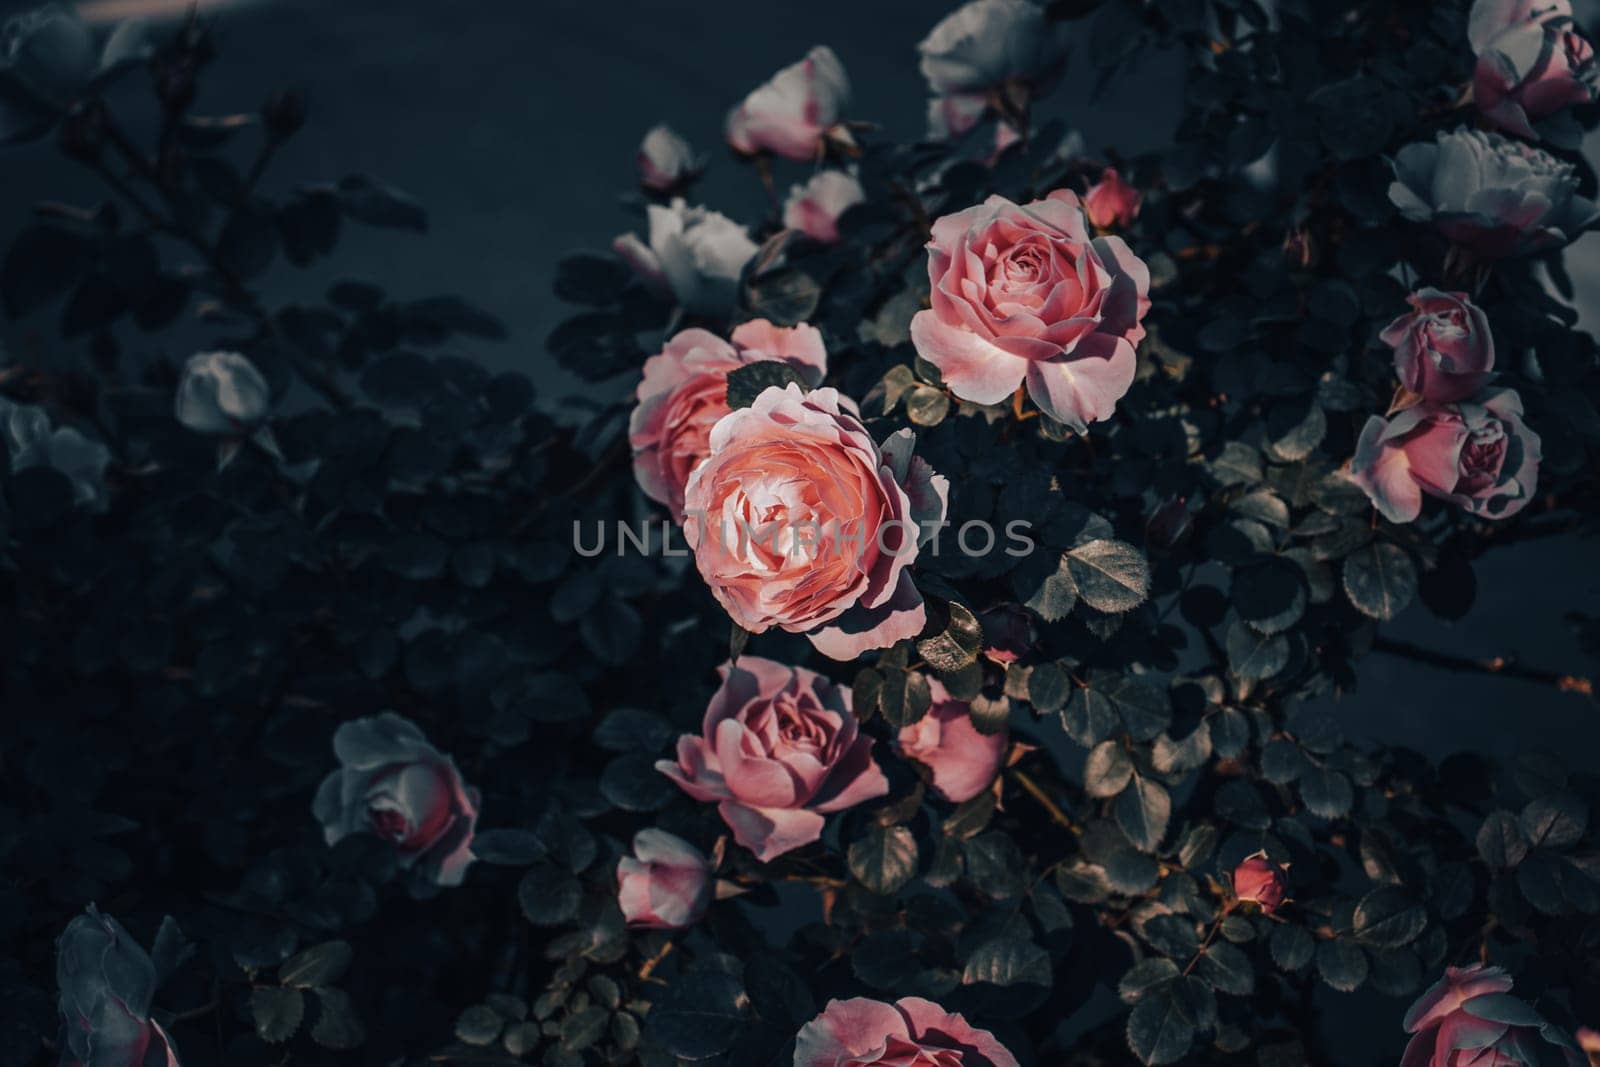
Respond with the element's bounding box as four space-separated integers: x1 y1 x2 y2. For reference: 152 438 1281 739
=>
616 829 712 929
895 679 1007 803
1232 850 1289 914
910 189 1151 431
796 997 1021 1067
656 657 889 861
784 169 866 243
1470 0 1596 139
726 45 850 161
682 384 950 660
630 321 829 521
1083 167 1141 230
1349 388 1541 524
312 712 480 887
636 124 701 193
1379 289 1496 403
1402 965 1584 1067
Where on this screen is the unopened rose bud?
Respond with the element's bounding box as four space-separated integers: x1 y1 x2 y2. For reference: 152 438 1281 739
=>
263 89 307 143
1083 167 1141 230
616 829 712 929
1232 850 1289 913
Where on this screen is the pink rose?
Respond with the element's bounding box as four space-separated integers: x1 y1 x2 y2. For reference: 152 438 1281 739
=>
630 321 829 522
636 124 701 193
917 0 1066 100
656 657 889 861
784 169 866 243
612 199 759 318
1470 0 1597 139
796 997 1020 1067
1379 289 1496 403
910 189 1151 431
927 92 989 139
1083 167 1141 230
1402 965 1584 1067
726 45 850 161
682 384 950 660
895 679 1008 803
1349 388 1541 524
312 712 480 887
616 829 712 929
1232 850 1289 914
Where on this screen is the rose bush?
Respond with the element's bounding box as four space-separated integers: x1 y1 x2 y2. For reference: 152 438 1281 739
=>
3 0 1600 1065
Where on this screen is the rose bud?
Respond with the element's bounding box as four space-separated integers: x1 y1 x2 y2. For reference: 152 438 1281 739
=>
630 320 828 522
656 657 889 861
797 997 1021 1067
56 906 182 1067
1083 167 1141 230
613 198 759 318
910 188 1151 431
616 829 713 929
895 679 1008 803
1232 850 1289 913
917 0 1066 103
1349 388 1541 524
1403 965 1585 1067
1389 127 1599 259
1470 0 1597 139
1379 289 1496 403
174 351 271 435
926 92 989 140
313 712 481 887
725 45 850 161
636 123 702 193
782 169 865 243
682 384 949 660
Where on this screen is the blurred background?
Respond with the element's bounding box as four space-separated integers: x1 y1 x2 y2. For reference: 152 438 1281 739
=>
2 0 1597 1053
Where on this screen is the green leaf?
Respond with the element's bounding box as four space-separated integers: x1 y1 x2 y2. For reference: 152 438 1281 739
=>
1270 924 1315 972
848 824 919 895
725 360 807 410
1027 662 1071 712
851 929 921 990
1084 741 1134 798
960 939 1053 1018
456 1004 504 1046
1316 940 1369 992
1232 556 1308 635
1118 958 1180 1003
518 863 582 926
279 940 353 988
1476 811 1529 869
1342 542 1417 621
562 1007 610 1052
253 987 306 1044
646 971 746 1060
1014 552 1078 621
1226 622 1289 681
310 988 365 1050
1126 984 1198 1066
1067 539 1151 613
906 385 951 426
1116 774 1171 852
1520 793 1588 850
1197 941 1255 996
878 668 933 729
1299 767 1354 820
1353 888 1427 949
916 602 983 673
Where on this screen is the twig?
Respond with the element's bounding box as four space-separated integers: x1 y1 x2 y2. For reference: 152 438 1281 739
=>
1372 636 1593 696
1009 768 1077 831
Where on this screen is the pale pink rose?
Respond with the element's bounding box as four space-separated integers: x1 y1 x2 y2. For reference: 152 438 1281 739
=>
917 0 1066 99
1402 965 1584 1067
895 679 1007 803
910 189 1151 431
312 712 480 887
630 321 828 521
926 92 989 139
783 169 866 243
1379 289 1496 403
656 657 889 861
725 45 850 161
1083 167 1141 230
1470 0 1596 139
796 997 1021 1067
612 199 759 317
1349 388 1541 524
636 124 702 193
616 829 712 929
681 384 950 660
1232 851 1289 914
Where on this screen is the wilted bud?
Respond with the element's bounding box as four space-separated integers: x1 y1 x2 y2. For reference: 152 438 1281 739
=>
263 89 307 143
58 99 107 163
